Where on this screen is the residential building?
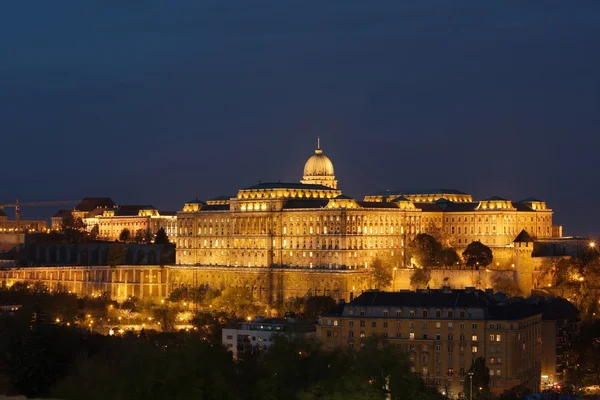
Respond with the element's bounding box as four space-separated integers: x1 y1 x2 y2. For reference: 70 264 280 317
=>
317 288 542 398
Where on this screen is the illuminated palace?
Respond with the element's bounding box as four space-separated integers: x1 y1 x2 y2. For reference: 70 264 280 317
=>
175 141 560 268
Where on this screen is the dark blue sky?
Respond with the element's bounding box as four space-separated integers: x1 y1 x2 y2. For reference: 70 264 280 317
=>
1 1 599 236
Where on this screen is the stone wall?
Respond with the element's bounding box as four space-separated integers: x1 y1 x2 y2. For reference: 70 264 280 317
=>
0 265 373 303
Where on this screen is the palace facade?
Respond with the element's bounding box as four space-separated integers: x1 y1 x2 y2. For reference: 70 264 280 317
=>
175 141 561 268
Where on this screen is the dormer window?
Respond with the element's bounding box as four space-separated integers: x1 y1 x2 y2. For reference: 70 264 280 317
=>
396 308 402 317
359 308 365 316
383 308 389 317
348 307 355 316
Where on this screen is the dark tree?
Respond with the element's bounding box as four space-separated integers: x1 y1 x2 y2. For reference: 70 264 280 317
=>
89 224 99 240
370 256 393 289
462 241 493 269
60 214 86 243
119 228 131 243
154 228 169 245
435 248 461 268
407 234 443 267
133 229 144 244
144 229 154 243
108 242 125 268
463 357 492 400
410 268 431 289
303 296 336 322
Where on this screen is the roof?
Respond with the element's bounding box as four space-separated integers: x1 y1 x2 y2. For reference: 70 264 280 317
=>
283 199 329 209
159 211 177 216
413 202 478 212
356 201 401 209
0 209 6 217
243 182 335 191
487 303 541 320
341 290 543 321
334 194 354 200
514 230 535 243
390 196 411 202
519 197 543 203
74 197 115 212
208 195 233 201
349 289 487 308
483 196 508 201
512 202 534 211
52 209 72 218
373 189 468 196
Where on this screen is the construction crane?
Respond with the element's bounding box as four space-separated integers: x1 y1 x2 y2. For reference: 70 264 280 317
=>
0 197 79 223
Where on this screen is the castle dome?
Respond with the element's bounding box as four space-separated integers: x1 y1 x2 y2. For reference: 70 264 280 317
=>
301 138 338 189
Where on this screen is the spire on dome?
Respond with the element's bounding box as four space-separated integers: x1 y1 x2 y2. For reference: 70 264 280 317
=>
315 137 322 154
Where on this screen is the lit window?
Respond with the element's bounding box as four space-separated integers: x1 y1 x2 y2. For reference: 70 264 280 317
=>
472 335 478 341
496 334 502 342
410 332 415 340
471 346 478 353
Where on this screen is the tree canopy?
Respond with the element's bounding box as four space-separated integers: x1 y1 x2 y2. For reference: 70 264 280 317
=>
462 241 493 269
407 234 443 267
119 228 131 243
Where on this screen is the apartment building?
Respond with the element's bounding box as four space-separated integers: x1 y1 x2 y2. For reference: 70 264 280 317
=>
317 288 542 398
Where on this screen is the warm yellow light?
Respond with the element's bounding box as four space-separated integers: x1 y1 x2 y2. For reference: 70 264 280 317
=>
590 242 596 248
161 299 165 304
247 316 252 321
183 302 187 306
118 317 122 320
109 305 113 308
547 283 551 287
579 277 584 282
87 314 91 318
55 318 60 323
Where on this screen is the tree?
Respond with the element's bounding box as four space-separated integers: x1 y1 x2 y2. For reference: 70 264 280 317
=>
60 214 86 243
410 268 431 289
407 234 443 268
89 224 99 240
133 229 144 244
463 357 492 400
155 228 169 245
304 296 336 322
144 229 154 243
213 286 260 317
371 256 393 289
462 241 493 269
119 228 131 243
435 249 460 268
108 242 125 268
492 275 520 298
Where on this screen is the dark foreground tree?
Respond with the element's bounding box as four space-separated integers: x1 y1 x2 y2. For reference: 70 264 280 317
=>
463 357 492 400
154 228 169 245
119 228 131 243
108 242 126 268
462 241 493 269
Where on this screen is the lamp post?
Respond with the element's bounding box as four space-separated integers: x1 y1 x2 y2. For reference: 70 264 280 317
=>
468 372 474 400
392 267 397 291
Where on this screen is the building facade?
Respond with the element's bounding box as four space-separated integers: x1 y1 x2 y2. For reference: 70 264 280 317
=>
318 289 542 398
176 141 560 268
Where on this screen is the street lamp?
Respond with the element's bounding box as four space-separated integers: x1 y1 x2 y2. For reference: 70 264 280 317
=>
468 372 474 400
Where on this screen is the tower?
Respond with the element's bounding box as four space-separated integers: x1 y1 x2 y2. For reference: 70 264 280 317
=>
513 230 535 297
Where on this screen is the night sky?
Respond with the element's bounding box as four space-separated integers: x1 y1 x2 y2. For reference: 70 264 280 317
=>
1 1 599 236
